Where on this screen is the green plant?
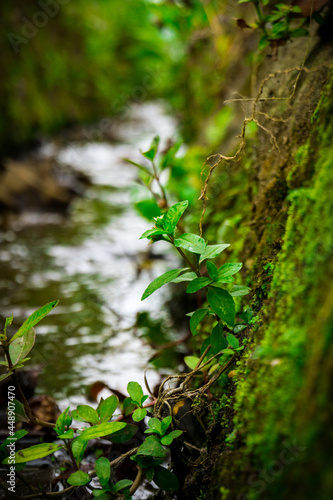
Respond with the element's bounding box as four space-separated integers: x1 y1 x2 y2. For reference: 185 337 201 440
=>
139 195 250 363
238 0 313 51
0 304 182 498
0 137 251 498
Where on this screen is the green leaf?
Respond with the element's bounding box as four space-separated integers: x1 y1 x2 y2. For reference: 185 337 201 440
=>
10 399 29 423
233 324 247 334
313 11 324 24
147 418 163 436
2 443 63 464
189 308 210 335
133 408 147 422
290 27 309 38
72 439 88 465
122 158 153 177
174 233 207 254
207 287 235 326
184 356 200 370
206 261 219 280
211 323 228 355
221 349 235 355
127 381 144 405
137 436 166 458
141 268 184 300
68 470 90 486
76 405 100 425
161 430 183 446
239 308 254 324
141 135 160 161
171 271 197 283
123 397 136 416
213 276 235 285
92 491 110 499
218 263 242 278
9 328 36 366
10 301 59 342
106 424 137 443
113 479 133 492
164 200 188 230
258 35 270 52
230 285 250 297
226 333 239 349
161 416 172 435
200 337 212 357
0 372 13 382
160 139 182 170
154 215 173 234
139 228 169 240
55 407 72 435
131 454 164 469
0 430 28 454
95 457 111 489
57 429 75 439
135 199 161 221
3 315 13 337
78 422 127 441
71 410 88 423
153 466 179 491
146 467 155 481
97 395 118 422
186 277 212 294
199 244 230 264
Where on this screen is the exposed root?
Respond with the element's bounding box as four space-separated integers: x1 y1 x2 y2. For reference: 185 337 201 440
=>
198 64 330 236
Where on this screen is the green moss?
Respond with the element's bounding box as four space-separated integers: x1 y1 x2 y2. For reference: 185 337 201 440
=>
220 72 333 500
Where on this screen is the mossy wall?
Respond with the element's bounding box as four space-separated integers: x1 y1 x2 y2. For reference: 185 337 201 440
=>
203 24 333 500
170 9 333 500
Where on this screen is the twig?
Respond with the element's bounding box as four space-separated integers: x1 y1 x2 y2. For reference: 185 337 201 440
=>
129 466 144 496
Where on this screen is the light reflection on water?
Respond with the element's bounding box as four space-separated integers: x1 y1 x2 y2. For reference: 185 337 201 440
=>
0 102 184 408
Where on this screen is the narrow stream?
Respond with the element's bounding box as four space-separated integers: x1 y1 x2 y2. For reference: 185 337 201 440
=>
0 102 186 409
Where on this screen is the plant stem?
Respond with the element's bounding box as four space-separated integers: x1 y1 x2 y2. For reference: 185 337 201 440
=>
129 466 144 496
65 439 79 471
198 355 236 394
2 346 37 425
168 236 200 276
3 345 13 370
254 2 269 39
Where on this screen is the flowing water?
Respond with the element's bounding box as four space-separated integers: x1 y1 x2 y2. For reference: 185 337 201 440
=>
0 102 186 410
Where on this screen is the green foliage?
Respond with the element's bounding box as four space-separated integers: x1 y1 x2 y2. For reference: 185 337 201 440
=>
237 1 312 50
68 470 91 486
0 306 185 497
11 300 59 343
0 0 172 155
207 288 235 327
2 443 64 465
0 301 58 376
137 187 251 381
0 143 251 497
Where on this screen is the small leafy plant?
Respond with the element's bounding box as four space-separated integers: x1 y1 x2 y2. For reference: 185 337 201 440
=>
0 136 252 498
237 0 318 51
139 198 250 361
0 304 182 498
